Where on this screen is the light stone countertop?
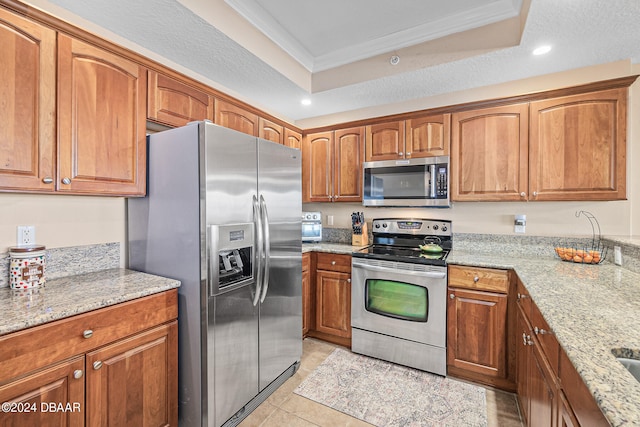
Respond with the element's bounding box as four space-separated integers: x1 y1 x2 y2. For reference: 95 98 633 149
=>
0 268 180 337
305 242 640 426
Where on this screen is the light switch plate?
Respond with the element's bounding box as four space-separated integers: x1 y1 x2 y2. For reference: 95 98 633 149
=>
614 246 622 265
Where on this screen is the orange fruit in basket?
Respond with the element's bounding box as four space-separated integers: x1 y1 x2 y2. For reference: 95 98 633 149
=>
584 254 593 263
576 249 585 257
564 254 573 261
573 255 583 263
593 253 601 263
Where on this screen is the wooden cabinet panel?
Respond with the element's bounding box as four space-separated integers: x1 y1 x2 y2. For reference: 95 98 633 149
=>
86 322 178 427
284 128 302 149
303 131 333 202
365 121 405 161
315 269 351 339
447 288 508 379
333 127 364 202
0 356 84 427
147 71 213 127
302 253 312 337
529 336 559 427
529 88 627 201
530 301 560 376
405 113 450 157
259 118 284 144
449 265 509 293
451 103 529 201
516 303 533 426
214 99 258 136
58 34 147 196
0 8 56 192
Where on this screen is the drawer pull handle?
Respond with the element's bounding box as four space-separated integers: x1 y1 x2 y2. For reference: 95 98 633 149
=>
473 276 479 283
73 370 83 379
83 330 93 339
93 361 103 370
522 333 533 346
534 326 553 335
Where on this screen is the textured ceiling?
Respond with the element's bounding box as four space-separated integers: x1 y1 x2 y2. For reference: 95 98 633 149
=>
32 0 640 125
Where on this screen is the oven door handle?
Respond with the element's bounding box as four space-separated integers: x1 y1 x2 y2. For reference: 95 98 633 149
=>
352 262 446 279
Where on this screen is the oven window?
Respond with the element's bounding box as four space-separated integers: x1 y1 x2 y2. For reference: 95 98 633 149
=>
365 279 428 322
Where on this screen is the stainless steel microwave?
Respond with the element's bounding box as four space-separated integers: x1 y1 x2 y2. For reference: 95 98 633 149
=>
302 211 322 242
362 156 450 207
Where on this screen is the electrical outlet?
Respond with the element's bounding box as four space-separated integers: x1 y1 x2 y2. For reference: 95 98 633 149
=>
614 246 622 266
327 215 334 226
17 225 36 246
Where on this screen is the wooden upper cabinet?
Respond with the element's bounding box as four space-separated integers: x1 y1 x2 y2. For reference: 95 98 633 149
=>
405 113 451 157
334 127 364 202
303 131 333 202
0 8 56 192
58 34 147 196
451 103 529 201
147 70 213 127
529 88 627 201
284 128 302 149
215 98 258 136
365 121 405 161
259 117 284 144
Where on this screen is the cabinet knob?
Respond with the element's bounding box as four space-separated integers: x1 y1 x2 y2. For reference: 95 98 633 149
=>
534 326 553 335
532 191 538 197
331 261 336 265
449 293 455 299
517 292 529 301
42 177 53 184
522 333 533 346
73 369 83 379
62 177 72 185
520 192 526 198
347 278 351 283
473 276 479 283
93 361 103 370
398 152 404 157
83 329 93 339
406 152 411 157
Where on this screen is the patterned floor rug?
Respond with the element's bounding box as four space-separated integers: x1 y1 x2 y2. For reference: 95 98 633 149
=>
294 348 487 427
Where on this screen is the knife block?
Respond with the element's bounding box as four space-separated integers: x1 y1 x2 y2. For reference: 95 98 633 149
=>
351 222 369 246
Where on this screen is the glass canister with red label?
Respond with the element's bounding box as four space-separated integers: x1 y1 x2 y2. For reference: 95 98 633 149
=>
9 245 46 290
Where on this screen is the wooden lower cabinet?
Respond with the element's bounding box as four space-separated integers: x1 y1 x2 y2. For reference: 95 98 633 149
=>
447 265 515 391
0 290 178 427
307 252 352 347
516 281 608 427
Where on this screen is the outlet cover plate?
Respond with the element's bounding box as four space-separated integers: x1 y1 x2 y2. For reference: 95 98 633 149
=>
17 225 36 245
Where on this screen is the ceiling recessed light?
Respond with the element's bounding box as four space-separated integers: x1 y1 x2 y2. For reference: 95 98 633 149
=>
533 45 552 55
301 98 311 106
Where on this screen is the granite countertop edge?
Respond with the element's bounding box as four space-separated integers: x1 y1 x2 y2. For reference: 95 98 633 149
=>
305 242 640 427
0 268 181 337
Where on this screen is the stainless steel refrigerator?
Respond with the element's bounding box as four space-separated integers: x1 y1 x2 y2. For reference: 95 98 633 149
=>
127 121 302 427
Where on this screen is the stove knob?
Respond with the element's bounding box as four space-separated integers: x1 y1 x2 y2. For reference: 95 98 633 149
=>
433 225 439 231
375 223 381 229
442 226 448 232
313 214 319 220
382 223 388 228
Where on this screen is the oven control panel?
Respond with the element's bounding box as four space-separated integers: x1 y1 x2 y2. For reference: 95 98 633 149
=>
371 218 451 236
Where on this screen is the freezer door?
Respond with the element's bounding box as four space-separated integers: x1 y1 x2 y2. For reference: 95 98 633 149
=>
257 140 302 391
207 285 259 427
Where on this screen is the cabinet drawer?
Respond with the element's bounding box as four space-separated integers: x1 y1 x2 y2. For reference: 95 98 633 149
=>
0 289 178 383
316 253 351 273
448 265 509 293
530 300 560 376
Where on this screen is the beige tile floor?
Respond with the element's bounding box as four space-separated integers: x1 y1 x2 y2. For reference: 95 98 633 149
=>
240 338 523 427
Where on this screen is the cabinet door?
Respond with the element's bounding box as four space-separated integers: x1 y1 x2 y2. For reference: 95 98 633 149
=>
333 127 364 202
86 322 178 427
405 114 450 157
365 121 405 161
447 288 508 379
58 34 147 196
214 99 258 136
0 357 84 427
0 8 56 192
451 103 529 201
315 269 351 339
284 128 302 149
529 88 627 201
302 131 333 202
529 337 559 427
147 71 213 127
516 303 533 425
258 118 284 144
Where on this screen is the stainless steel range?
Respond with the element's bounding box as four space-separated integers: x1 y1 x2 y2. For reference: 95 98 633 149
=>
351 218 452 376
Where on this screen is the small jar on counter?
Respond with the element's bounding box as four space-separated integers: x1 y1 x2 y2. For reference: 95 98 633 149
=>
9 245 46 290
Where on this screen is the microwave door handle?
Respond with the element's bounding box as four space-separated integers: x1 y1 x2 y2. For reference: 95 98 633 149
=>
252 195 263 306
429 164 436 198
259 195 271 303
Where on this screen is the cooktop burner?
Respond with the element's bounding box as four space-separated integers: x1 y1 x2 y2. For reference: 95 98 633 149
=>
352 218 452 266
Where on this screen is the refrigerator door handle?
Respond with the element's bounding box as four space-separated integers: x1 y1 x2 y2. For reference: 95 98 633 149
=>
207 225 220 298
259 195 271 303
252 195 263 306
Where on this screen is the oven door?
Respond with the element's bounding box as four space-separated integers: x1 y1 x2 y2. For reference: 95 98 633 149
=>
351 258 446 347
